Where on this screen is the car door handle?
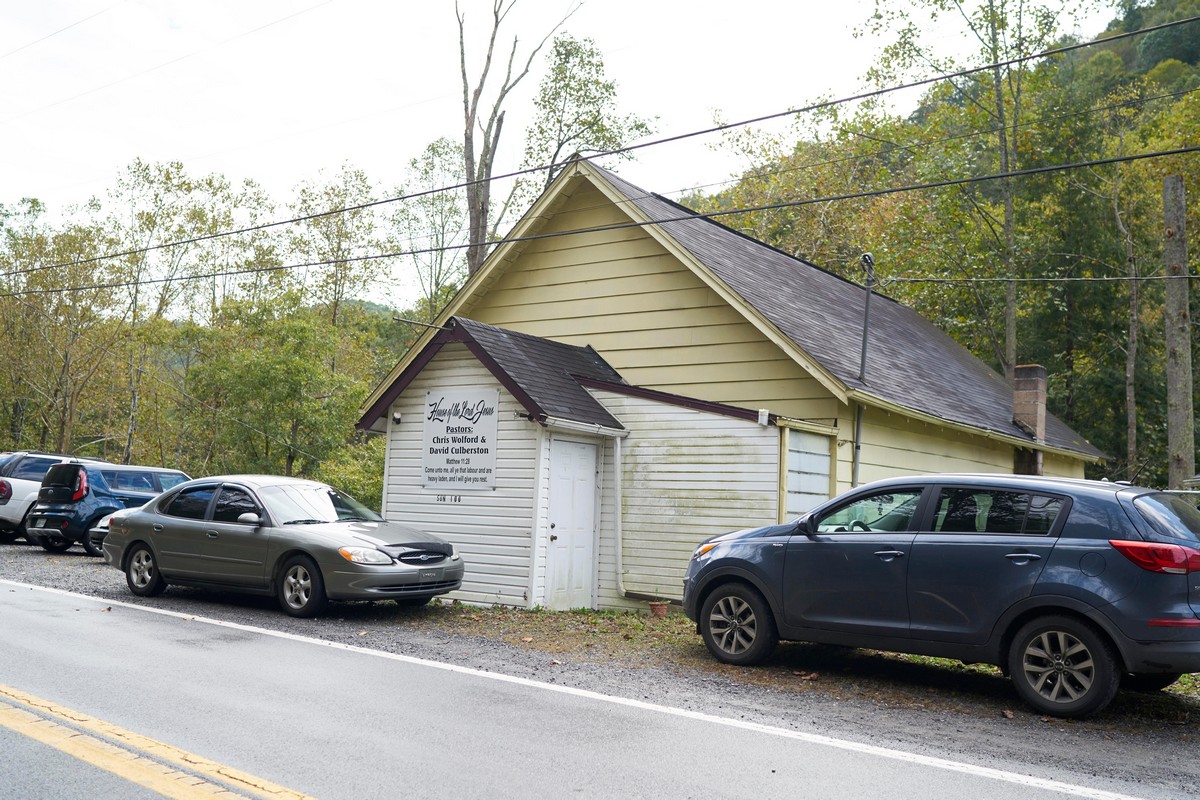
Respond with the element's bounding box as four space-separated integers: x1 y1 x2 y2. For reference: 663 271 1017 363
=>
1005 552 1042 564
874 550 906 561
153 524 163 532
206 530 219 538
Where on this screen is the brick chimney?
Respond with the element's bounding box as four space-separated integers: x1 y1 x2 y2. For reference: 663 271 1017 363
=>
1013 364 1046 475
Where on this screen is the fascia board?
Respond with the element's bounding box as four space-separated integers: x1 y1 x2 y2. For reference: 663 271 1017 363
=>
848 389 1105 464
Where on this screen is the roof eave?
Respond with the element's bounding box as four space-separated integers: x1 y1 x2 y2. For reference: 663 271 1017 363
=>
847 389 1105 464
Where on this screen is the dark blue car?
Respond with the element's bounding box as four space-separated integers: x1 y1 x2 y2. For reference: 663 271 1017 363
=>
27 460 190 557
682 474 1200 718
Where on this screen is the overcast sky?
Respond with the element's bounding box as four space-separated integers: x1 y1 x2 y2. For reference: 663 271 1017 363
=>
5 1 1115 216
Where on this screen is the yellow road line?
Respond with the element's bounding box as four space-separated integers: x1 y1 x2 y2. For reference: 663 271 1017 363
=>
0 684 315 800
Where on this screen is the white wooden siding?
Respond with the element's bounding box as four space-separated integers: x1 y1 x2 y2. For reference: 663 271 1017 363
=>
384 345 537 607
589 388 780 607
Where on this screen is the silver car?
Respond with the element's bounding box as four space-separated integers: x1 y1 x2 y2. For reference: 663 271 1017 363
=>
102 475 464 617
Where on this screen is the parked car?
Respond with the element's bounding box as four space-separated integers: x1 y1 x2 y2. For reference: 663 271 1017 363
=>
682 474 1200 719
102 475 465 617
0 451 104 544
27 461 191 556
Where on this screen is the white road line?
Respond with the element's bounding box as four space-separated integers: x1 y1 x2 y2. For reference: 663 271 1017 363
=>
2 580 1147 800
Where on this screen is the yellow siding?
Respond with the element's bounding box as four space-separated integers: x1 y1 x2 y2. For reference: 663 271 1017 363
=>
462 183 837 421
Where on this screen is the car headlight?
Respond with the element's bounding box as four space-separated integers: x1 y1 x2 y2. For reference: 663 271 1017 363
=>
450 543 461 562
338 546 394 565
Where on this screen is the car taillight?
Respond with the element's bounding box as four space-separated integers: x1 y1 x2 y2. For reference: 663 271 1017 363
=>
0 480 10 502
72 470 88 502
1110 540 1200 574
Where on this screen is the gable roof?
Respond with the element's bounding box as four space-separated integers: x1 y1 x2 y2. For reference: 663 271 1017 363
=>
587 165 1102 460
362 160 1101 461
358 317 626 431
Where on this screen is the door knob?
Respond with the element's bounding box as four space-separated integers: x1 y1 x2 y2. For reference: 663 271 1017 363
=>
550 534 558 542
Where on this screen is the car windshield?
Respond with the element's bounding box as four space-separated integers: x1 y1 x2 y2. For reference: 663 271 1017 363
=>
258 484 383 525
1133 492 1200 542
157 472 189 490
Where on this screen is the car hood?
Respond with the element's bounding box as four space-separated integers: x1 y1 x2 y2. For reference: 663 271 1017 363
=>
702 521 799 545
293 519 452 551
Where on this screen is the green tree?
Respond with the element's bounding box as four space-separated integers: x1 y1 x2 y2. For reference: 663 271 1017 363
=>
518 33 654 195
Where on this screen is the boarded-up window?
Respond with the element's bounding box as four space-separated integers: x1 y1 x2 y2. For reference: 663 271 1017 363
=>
786 430 832 516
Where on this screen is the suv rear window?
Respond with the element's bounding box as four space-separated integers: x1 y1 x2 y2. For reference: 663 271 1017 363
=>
42 463 83 487
1133 492 1200 542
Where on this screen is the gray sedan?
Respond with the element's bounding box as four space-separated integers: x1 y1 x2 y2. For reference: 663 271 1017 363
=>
102 475 464 617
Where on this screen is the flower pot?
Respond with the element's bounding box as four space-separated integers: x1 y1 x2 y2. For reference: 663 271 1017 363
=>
648 600 669 618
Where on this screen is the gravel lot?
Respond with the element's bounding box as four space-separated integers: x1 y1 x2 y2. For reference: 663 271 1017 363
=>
5 538 1200 798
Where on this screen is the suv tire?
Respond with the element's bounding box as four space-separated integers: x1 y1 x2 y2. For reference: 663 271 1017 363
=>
1008 615 1120 718
699 582 778 666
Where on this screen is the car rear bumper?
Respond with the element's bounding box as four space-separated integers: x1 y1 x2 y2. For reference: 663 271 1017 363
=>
26 513 87 542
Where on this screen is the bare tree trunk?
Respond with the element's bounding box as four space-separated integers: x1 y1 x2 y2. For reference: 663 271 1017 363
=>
457 0 576 275
1163 174 1194 488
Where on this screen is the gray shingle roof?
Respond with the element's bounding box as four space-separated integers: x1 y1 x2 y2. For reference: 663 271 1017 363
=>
594 166 1102 459
451 318 626 430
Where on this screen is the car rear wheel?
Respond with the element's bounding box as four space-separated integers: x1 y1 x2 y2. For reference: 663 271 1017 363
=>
1008 615 1119 718
699 583 778 666
0 529 16 544
125 543 166 597
39 534 73 553
1122 672 1182 693
277 555 327 618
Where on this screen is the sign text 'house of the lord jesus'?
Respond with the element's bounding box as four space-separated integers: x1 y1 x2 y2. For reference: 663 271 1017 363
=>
422 389 499 490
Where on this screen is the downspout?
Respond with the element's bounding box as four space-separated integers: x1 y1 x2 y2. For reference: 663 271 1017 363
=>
614 435 627 597
852 253 875 488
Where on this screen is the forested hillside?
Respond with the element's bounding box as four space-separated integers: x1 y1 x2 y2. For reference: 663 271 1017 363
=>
1 0 1196 498
692 0 1198 485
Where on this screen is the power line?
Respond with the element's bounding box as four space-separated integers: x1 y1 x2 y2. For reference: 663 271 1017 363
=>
5 14 1196 281
1 1 128 61
5 143 1197 300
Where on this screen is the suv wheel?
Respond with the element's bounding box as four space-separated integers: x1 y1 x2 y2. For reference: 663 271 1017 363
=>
699 583 778 665
39 534 73 553
1008 615 1119 718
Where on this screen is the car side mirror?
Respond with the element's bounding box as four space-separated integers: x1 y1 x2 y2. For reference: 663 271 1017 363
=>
795 514 817 536
237 512 262 526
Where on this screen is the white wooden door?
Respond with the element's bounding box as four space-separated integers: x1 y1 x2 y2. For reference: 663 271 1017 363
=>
546 440 597 610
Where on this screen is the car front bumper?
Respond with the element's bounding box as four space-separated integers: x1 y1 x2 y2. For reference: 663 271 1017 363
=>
324 559 465 600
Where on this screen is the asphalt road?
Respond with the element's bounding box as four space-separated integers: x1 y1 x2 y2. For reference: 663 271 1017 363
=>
4 541 1200 799
0 585 1161 800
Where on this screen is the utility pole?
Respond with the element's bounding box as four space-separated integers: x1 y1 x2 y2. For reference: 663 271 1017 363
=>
852 253 875 488
1163 174 1194 489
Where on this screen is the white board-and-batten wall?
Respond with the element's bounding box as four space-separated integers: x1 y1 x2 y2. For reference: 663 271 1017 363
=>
381 344 782 610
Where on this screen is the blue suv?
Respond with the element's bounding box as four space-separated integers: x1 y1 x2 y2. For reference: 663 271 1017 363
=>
682 474 1200 718
27 461 189 557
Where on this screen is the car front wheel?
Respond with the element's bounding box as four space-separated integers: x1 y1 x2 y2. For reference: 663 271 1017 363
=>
699 582 778 666
277 555 328 618
1008 615 1119 718
125 544 166 597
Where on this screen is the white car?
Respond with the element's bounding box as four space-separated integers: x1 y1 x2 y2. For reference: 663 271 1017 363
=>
0 452 89 542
